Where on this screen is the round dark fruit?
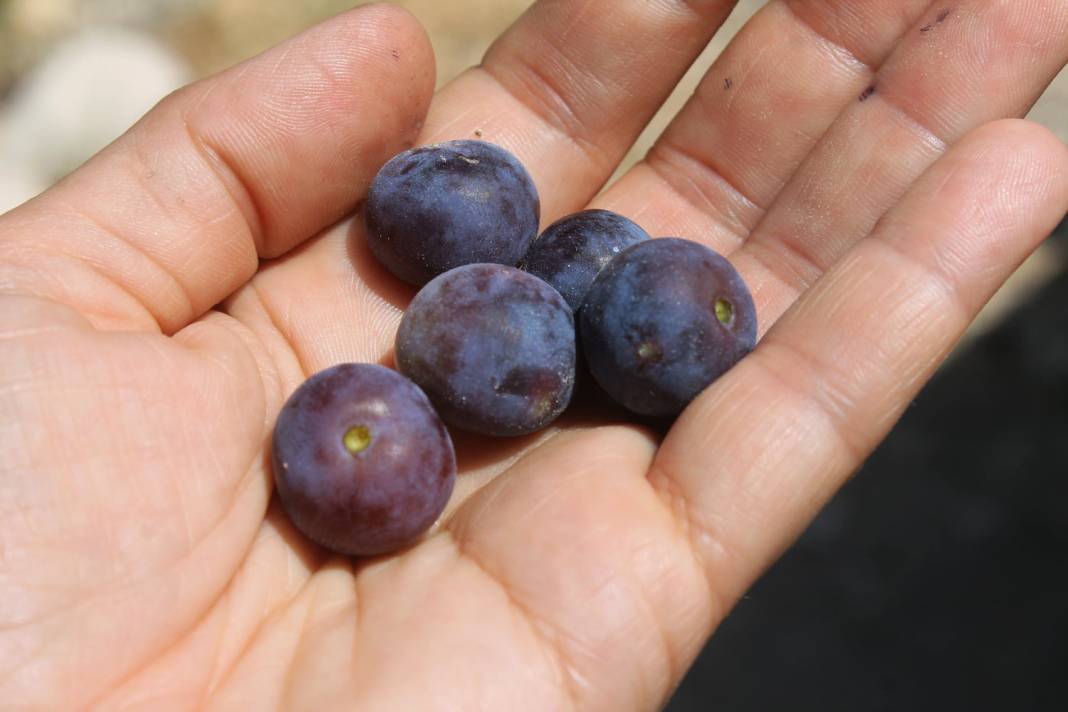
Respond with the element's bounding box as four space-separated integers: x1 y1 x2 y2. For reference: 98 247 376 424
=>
580 238 757 418
395 264 576 437
271 363 456 557
364 139 540 286
522 209 650 311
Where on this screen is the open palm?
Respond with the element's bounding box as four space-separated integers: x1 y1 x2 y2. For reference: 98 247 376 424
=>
2 2 1066 709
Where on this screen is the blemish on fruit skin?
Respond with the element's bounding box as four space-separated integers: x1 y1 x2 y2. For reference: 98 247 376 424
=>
859 84 876 102
531 395 556 420
724 77 733 90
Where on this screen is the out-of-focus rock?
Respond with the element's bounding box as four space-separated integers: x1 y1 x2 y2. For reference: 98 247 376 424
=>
78 0 203 26
0 27 191 186
9 0 78 37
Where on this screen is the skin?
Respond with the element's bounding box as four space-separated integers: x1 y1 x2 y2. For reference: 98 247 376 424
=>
0 1 1066 710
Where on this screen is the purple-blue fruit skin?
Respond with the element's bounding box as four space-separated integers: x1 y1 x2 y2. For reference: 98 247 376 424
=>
395 264 576 437
522 209 650 311
364 139 541 286
271 363 456 557
580 238 757 418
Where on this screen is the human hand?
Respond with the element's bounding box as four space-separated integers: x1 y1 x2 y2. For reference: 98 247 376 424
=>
1 2 1066 709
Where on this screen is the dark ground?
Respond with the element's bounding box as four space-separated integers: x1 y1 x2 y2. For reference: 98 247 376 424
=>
668 218 1068 711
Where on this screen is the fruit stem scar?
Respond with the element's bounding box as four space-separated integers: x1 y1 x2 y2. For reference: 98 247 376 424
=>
343 425 372 454
715 298 734 326
638 341 663 362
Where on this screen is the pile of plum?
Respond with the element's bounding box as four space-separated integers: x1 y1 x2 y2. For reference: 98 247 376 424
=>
272 140 757 556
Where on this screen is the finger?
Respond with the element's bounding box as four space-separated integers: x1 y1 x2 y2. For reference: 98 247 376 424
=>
599 0 933 248
229 0 747 378
0 4 436 333
651 119 1068 613
598 0 1068 336
732 0 1068 326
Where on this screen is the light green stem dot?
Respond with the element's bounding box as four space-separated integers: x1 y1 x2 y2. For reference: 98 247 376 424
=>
638 341 662 362
343 425 372 455
714 298 734 326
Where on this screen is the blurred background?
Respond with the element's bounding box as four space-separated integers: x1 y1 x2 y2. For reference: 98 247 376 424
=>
1 1 1066 709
